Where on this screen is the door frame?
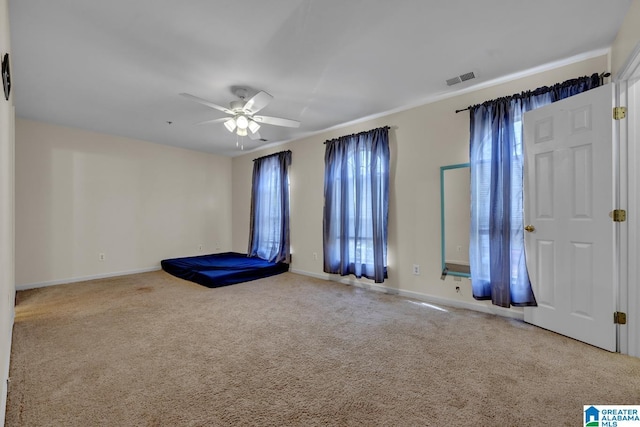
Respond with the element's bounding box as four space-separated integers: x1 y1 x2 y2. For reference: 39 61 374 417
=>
615 41 640 358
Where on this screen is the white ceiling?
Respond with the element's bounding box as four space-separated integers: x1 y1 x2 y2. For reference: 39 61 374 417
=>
8 0 632 157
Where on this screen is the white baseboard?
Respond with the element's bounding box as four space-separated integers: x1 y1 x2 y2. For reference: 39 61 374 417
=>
289 268 524 320
16 266 162 291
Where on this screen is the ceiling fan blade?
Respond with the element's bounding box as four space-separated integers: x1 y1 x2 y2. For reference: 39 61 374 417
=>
248 131 262 141
194 117 230 125
179 93 233 114
253 115 300 128
243 91 273 114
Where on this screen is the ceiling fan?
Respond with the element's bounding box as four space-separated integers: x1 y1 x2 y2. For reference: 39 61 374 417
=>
180 88 300 141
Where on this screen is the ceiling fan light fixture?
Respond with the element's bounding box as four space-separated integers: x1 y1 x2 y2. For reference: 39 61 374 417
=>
180 91 301 144
248 120 260 134
223 118 236 132
236 115 249 130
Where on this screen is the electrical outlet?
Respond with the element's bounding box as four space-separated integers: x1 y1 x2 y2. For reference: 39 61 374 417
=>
313 252 318 260
98 253 105 262
456 245 462 252
412 264 420 275
198 244 203 252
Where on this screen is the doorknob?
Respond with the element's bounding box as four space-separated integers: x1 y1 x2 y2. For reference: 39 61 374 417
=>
524 225 535 232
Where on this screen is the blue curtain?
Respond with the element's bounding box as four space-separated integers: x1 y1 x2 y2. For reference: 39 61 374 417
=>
469 73 601 307
248 150 291 263
323 127 390 283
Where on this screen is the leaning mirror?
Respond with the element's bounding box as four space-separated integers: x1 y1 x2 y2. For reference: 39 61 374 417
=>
440 163 471 277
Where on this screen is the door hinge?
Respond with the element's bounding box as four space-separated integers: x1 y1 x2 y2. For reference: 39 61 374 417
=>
613 106 627 120
610 209 627 222
614 311 627 325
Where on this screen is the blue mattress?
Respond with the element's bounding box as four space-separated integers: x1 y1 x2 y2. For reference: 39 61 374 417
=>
161 252 289 288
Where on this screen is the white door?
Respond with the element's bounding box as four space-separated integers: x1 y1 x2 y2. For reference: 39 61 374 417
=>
523 84 616 352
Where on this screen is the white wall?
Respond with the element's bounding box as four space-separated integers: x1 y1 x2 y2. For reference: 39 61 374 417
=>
15 119 232 288
0 0 14 422
232 54 608 317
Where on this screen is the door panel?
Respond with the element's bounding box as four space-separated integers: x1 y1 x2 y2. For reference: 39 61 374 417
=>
524 84 616 352
535 151 554 218
535 240 556 306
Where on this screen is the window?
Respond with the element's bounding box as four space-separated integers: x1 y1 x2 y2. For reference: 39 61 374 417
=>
323 127 389 283
469 73 600 307
248 151 291 263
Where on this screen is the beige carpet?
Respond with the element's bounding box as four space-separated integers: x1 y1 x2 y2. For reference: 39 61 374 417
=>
5 271 640 426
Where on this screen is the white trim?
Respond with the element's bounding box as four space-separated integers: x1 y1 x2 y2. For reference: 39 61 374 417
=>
615 39 640 358
629 78 640 358
289 268 524 320
235 48 610 157
16 266 162 291
622 73 640 358
0 323 13 427
0 322 14 425
617 79 629 355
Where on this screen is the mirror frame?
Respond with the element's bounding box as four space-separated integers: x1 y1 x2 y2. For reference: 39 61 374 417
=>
440 163 471 278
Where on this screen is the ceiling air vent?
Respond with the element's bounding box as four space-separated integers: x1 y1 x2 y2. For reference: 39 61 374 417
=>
446 71 476 86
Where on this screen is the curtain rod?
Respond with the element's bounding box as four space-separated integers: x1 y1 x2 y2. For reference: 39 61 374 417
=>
323 126 391 144
454 71 611 114
253 150 291 162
